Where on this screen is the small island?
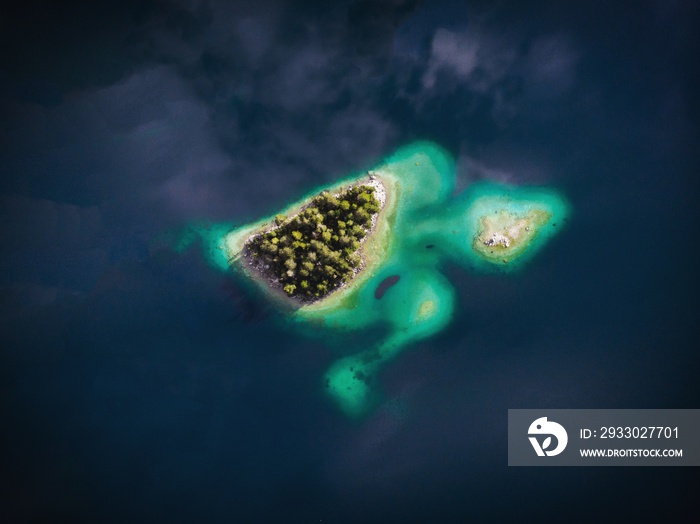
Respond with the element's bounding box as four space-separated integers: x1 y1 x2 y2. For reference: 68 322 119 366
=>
473 209 552 264
183 142 569 417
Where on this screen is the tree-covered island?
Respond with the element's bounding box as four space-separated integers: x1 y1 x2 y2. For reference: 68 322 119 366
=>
243 183 381 300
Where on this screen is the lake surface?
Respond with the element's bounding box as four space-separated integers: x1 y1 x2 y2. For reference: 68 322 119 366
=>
1 1 697 522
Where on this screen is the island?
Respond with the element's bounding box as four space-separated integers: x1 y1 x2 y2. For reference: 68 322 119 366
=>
179 142 569 417
242 183 383 301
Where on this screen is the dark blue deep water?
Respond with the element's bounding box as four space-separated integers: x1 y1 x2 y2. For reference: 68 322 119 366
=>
1 1 698 522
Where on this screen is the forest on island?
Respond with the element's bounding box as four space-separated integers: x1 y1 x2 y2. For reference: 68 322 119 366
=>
245 185 381 300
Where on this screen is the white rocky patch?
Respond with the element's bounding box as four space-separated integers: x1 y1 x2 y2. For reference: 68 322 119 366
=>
483 232 511 248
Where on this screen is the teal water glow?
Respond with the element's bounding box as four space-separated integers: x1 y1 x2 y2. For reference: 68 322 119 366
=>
171 221 235 272
175 142 569 417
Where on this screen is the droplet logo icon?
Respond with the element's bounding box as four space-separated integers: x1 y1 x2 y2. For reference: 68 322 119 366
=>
528 417 568 456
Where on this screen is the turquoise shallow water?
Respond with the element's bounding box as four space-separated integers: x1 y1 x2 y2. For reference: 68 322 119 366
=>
182 142 568 416
315 143 568 415
423 183 571 271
